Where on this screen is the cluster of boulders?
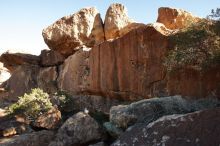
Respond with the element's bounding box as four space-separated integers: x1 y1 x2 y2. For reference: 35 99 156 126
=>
0 3 220 146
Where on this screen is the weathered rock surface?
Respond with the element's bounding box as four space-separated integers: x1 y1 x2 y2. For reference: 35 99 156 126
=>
42 7 105 56
5 65 58 100
5 65 39 101
157 7 200 30
32 107 61 130
37 66 58 93
0 130 54 146
40 50 65 67
69 95 121 114
58 25 169 100
104 3 144 40
112 107 220 146
0 52 40 72
49 112 103 146
110 96 220 129
167 67 220 99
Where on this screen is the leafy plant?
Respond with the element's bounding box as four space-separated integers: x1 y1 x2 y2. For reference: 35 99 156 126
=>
164 19 220 72
8 88 53 119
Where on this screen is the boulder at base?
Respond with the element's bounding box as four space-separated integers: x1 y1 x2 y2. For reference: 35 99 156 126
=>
112 107 220 146
49 112 103 146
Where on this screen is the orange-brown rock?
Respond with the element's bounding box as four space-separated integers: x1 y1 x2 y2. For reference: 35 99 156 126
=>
58 25 169 100
157 7 200 30
167 67 220 99
58 24 220 100
5 65 58 100
40 50 65 67
0 52 40 73
32 107 61 130
42 7 105 56
104 3 144 40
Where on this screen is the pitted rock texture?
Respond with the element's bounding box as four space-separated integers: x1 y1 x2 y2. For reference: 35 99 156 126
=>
157 7 200 30
49 112 103 146
42 7 105 56
112 108 220 146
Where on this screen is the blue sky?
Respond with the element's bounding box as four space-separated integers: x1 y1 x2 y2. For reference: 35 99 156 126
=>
0 0 220 55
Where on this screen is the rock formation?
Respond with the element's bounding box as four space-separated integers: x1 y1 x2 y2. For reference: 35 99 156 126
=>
104 3 144 40
42 7 105 56
0 4 220 146
157 7 200 30
49 112 103 146
0 52 40 73
112 107 220 146
58 25 169 100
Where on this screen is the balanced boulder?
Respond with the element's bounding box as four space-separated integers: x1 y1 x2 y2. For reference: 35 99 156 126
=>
42 7 105 56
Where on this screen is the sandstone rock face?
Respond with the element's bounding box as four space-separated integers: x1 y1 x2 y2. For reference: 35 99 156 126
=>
109 96 220 129
40 50 65 67
5 65 58 100
157 7 200 30
112 108 220 146
32 107 61 130
37 66 58 93
0 130 54 146
49 112 103 146
42 7 105 56
0 52 40 72
5 65 39 101
58 25 169 100
104 3 144 40
167 67 220 99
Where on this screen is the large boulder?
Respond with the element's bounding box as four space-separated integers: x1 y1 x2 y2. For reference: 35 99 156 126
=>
49 112 103 146
40 50 65 67
157 7 200 30
104 3 144 40
42 7 105 56
58 25 169 100
112 107 220 146
0 130 54 146
110 96 220 129
0 52 40 73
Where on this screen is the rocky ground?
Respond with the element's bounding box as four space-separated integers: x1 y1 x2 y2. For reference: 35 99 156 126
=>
0 3 220 146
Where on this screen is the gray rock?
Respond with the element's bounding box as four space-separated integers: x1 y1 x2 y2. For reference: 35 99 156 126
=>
111 107 220 146
0 130 54 146
110 96 220 129
49 112 103 146
103 122 123 139
89 142 107 146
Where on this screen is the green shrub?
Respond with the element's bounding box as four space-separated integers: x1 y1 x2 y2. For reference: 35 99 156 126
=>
164 19 220 72
8 88 53 119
